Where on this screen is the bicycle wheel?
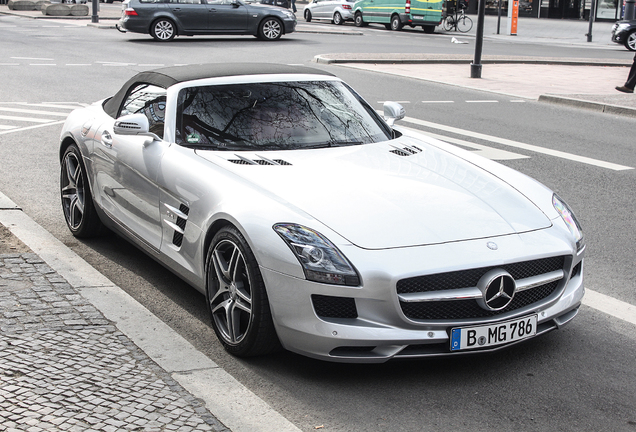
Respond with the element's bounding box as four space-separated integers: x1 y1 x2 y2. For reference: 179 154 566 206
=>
442 16 455 31
457 15 473 32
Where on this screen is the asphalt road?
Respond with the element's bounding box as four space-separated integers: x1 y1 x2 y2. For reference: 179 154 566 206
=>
1 14 635 432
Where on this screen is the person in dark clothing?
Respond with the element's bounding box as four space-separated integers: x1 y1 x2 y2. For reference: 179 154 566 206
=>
616 52 636 93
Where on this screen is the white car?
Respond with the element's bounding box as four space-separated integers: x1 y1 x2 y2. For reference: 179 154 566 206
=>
59 63 585 363
303 0 354 24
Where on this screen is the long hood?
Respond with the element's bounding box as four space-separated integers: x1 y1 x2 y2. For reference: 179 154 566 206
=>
197 136 552 249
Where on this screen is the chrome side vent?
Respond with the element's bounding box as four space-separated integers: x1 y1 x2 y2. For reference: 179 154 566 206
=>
390 144 422 157
114 121 142 131
163 203 190 248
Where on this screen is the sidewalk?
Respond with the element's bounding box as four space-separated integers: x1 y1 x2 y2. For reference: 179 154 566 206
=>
0 193 301 432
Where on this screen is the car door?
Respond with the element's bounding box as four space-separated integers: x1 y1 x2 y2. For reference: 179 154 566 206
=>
207 0 248 32
91 84 168 251
167 0 209 32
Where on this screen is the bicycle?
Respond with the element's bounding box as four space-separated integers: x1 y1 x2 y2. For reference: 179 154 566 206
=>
442 7 473 33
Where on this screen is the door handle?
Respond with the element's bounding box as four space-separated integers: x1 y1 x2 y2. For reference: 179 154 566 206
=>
102 131 113 148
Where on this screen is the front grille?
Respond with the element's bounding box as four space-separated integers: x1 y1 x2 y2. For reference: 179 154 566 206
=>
397 256 567 321
401 281 559 320
312 295 357 319
397 256 565 294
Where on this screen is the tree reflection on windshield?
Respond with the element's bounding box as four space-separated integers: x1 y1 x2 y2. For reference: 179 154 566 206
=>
175 81 391 150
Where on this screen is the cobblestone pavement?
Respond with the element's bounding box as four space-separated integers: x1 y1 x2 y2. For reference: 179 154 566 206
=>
0 251 230 432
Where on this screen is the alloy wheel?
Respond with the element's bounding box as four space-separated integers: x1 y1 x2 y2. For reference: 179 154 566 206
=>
627 31 636 51
209 238 253 345
260 18 282 40
61 151 86 231
153 20 175 41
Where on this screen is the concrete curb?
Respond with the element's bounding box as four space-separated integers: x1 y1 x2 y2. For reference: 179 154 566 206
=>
313 54 633 67
539 94 636 117
0 191 301 432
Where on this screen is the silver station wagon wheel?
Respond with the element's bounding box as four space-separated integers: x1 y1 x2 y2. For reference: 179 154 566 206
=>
151 18 176 41
206 226 279 356
60 144 103 238
258 17 282 40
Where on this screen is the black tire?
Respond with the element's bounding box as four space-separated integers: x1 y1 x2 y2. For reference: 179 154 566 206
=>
60 144 104 238
422 25 435 34
456 15 473 33
442 15 454 31
205 226 280 357
354 12 366 27
258 17 283 40
150 18 176 41
304 9 312 22
333 11 343 25
390 14 402 31
625 30 636 51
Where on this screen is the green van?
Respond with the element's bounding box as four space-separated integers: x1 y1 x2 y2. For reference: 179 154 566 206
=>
353 0 443 33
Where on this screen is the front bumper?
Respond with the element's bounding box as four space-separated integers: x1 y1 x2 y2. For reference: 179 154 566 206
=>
261 227 584 363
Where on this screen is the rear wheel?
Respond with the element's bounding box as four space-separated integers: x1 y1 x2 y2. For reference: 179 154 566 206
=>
442 15 454 31
390 14 402 31
304 9 312 22
150 18 176 41
258 17 283 40
60 144 104 238
205 226 280 357
625 30 636 51
333 11 343 25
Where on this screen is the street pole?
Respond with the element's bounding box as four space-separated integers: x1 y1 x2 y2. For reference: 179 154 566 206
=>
626 0 635 20
91 0 99 23
586 0 596 42
497 0 502 34
471 0 486 78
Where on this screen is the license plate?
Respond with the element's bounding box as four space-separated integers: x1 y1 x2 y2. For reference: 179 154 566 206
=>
450 315 537 351
413 15 424 19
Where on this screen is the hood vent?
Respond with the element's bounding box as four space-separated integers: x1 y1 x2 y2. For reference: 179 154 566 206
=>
390 144 422 157
228 155 292 166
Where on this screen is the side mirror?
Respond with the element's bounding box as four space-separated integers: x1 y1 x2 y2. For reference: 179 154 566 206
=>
383 101 405 127
114 113 161 142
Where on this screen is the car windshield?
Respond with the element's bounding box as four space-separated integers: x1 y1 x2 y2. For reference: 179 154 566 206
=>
175 80 392 151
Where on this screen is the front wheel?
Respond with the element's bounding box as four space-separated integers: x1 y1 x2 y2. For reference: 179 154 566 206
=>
456 15 473 33
333 11 343 25
205 226 280 357
150 18 176 41
60 144 104 238
304 9 312 22
258 17 282 40
390 14 402 31
625 30 636 51
354 12 366 27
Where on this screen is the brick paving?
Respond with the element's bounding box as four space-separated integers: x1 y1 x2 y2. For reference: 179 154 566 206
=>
0 252 230 432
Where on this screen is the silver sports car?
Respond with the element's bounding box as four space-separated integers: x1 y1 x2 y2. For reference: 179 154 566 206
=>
59 63 585 363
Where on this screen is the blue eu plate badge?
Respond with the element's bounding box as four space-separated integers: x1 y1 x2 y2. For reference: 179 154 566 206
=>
450 328 461 351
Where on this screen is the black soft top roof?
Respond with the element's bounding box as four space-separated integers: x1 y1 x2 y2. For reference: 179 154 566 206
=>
103 63 335 118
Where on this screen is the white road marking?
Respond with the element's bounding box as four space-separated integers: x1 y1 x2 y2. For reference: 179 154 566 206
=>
0 125 17 130
0 114 57 123
466 100 499 103
584 289 636 326
11 57 53 60
379 101 411 103
408 127 529 160
401 116 634 171
15 102 84 110
66 64 92 66
510 100 526 103
0 120 65 136
0 107 69 117
422 100 455 103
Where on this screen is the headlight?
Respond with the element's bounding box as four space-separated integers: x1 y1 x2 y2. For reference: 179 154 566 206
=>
552 194 584 252
273 223 360 286
282 10 295 19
